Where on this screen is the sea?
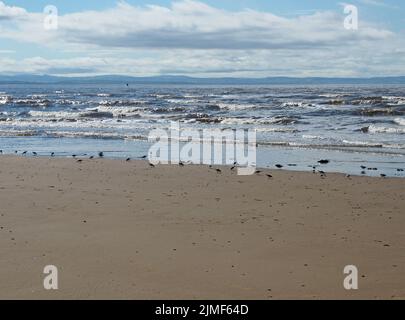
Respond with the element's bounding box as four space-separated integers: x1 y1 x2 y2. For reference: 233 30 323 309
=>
0 83 404 177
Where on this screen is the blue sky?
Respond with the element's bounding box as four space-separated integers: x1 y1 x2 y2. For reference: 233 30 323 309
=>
0 0 404 77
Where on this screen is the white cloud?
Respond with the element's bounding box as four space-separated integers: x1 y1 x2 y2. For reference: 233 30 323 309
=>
0 0 403 77
0 1 26 19
3 0 393 50
358 0 397 8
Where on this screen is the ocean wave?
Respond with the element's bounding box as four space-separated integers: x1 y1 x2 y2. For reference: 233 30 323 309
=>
93 106 146 118
29 110 82 118
394 118 405 126
282 102 317 108
217 103 258 110
220 116 299 125
99 99 146 107
0 129 39 136
302 134 329 140
166 98 201 105
319 93 351 98
151 106 186 114
256 127 299 133
47 130 147 140
355 108 401 116
351 97 384 105
382 96 405 104
260 141 405 151
54 99 83 106
13 98 51 107
369 124 405 134
342 140 384 147
151 94 186 100
325 100 345 105
29 110 114 120
0 95 12 105
0 118 155 131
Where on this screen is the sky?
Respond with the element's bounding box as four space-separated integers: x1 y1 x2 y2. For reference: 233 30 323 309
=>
0 0 404 77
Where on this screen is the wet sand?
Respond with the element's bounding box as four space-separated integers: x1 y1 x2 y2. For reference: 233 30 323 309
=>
0 156 404 299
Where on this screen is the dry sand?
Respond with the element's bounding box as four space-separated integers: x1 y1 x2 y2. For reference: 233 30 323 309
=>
0 156 404 299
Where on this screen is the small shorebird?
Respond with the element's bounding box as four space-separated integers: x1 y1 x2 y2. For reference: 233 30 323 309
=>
216 169 222 173
98 152 104 158
266 174 273 178
318 159 329 164
275 164 283 169
51 152 55 157
33 152 37 156
149 163 155 168
126 158 131 162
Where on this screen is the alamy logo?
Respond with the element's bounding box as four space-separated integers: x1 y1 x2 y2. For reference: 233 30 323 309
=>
43 265 58 290
148 122 257 175
343 265 358 290
44 5 58 30
344 5 358 30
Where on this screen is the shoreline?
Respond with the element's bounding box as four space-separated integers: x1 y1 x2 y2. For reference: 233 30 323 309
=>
0 155 404 299
0 138 405 178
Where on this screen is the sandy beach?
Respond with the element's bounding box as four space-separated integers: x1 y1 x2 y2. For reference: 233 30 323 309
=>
0 155 404 299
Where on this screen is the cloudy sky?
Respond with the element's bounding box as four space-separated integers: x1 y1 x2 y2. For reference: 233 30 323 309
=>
0 0 404 77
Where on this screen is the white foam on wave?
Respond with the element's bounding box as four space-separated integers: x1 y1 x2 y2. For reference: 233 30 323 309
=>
29 110 81 118
342 140 383 147
95 105 146 117
220 116 298 125
282 102 308 107
382 96 405 102
0 95 12 105
47 130 147 141
319 94 347 98
302 134 328 140
256 127 299 133
166 98 199 105
29 107 155 120
0 118 154 131
394 118 405 126
217 103 258 110
13 98 50 107
98 99 146 107
369 124 405 134
0 129 38 136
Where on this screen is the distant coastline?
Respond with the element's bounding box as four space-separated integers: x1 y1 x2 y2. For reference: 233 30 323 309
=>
1 74 405 85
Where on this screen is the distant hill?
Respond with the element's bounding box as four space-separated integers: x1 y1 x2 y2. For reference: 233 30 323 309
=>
0 74 405 85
